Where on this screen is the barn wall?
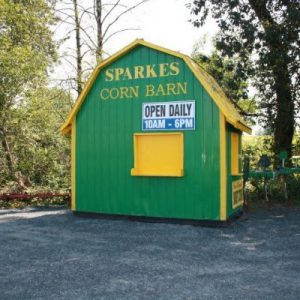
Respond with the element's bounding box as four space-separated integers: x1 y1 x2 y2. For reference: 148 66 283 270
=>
75 45 221 220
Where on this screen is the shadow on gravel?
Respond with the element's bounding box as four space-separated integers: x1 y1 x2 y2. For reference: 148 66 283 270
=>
0 207 299 299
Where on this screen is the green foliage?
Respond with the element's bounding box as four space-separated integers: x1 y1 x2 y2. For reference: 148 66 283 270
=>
0 0 71 196
245 174 300 207
243 135 274 169
191 44 256 123
0 197 70 210
242 135 300 206
0 87 72 193
0 0 57 108
188 0 300 160
243 135 300 168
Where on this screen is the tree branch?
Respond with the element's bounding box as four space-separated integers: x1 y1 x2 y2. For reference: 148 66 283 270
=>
101 0 122 25
103 28 139 45
102 0 148 40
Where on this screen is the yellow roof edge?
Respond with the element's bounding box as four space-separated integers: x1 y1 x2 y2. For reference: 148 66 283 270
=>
137 39 189 58
61 124 71 135
60 38 251 134
61 39 148 134
183 56 251 133
60 39 191 134
236 121 252 134
226 118 252 134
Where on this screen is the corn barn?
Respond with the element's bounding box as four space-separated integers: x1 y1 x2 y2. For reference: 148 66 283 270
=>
61 39 252 223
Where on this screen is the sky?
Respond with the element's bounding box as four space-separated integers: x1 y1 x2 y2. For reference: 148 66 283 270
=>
53 0 219 83
103 0 219 57
50 0 217 97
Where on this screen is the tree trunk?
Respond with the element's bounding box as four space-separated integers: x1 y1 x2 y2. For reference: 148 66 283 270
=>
0 125 30 190
273 64 294 162
95 0 103 61
1 131 15 179
73 0 83 95
249 0 295 163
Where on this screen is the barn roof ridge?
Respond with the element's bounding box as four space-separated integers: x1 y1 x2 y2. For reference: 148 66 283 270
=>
60 38 251 134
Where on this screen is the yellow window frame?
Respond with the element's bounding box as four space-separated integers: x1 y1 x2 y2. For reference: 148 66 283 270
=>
131 132 184 177
231 132 241 175
232 179 244 209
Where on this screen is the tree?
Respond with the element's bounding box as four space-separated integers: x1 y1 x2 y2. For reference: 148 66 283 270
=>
55 0 148 96
94 0 148 60
188 0 300 162
191 42 256 122
0 87 72 192
0 0 57 188
73 0 84 94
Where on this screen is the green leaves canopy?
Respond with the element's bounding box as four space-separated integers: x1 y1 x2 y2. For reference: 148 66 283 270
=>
191 47 256 122
188 0 300 160
0 0 71 192
0 0 57 109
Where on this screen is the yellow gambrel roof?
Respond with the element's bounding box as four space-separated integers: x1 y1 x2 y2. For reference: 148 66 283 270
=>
61 39 252 134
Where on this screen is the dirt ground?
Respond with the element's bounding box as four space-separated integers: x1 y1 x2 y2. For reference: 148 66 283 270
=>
0 207 299 299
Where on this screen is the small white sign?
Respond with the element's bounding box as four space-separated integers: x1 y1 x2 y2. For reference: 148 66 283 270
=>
142 100 195 130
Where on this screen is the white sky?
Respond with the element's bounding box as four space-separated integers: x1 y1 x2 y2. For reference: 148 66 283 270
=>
53 0 218 82
103 0 219 56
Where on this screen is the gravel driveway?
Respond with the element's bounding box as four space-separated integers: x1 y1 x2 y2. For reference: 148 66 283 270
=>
0 207 299 299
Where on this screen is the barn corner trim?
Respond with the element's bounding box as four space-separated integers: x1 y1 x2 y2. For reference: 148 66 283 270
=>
60 39 252 135
219 112 227 221
71 117 76 210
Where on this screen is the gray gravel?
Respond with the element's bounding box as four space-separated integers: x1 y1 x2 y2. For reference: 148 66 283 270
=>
0 207 299 300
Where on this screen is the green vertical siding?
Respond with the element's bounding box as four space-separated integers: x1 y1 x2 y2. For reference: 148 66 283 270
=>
75 45 221 220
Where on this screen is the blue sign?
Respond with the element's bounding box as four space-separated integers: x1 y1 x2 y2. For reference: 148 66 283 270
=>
142 100 195 131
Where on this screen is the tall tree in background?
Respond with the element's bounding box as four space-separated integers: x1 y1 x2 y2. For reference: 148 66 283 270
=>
0 0 58 189
73 0 83 94
0 87 72 192
56 0 148 96
191 42 256 122
188 0 300 162
94 0 147 60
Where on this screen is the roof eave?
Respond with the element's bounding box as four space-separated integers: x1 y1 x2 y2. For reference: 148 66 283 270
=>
227 119 252 134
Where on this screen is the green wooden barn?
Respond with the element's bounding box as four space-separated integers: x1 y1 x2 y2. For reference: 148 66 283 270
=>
61 39 252 223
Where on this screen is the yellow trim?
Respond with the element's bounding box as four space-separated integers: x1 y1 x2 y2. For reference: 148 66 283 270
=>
235 122 252 134
60 39 251 135
231 132 239 175
232 179 244 209
131 132 184 177
219 112 227 221
71 118 76 210
183 57 252 134
60 39 142 134
231 172 243 176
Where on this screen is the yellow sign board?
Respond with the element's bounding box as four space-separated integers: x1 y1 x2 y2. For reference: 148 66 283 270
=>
232 179 243 209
